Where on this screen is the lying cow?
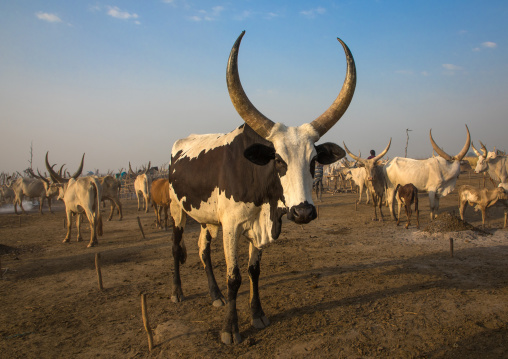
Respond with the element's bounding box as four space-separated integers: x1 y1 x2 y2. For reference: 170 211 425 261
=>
395 183 419 229
458 184 508 229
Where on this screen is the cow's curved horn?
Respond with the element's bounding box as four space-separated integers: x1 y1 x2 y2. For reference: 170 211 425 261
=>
129 162 136 176
471 142 482 157
310 38 357 138
226 32 356 140
479 141 488 157
70 154 85 179
45 152 64 183
371 138 392 163
37 169 50 184
430 125 470 162
145 161 151 174
58 164 66 177
227 31 275 139
343 142 364 163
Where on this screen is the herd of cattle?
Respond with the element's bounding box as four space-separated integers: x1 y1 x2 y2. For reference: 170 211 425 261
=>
1 32 507 344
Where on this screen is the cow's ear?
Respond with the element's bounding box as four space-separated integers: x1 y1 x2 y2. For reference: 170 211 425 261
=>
315 143 346 165
244 143 275 166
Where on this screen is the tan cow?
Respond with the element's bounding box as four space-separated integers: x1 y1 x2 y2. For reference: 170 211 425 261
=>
458 184 508 229
98 175 123 221
151 178 170 230
46 153 103 247
129 162 152 213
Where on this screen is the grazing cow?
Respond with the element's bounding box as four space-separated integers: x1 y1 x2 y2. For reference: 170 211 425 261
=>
472 141 508 184
395 183 419 229
10 177 52 214
129 162 152 213
45 153 103 247
168 31 355 344
345 167 370 204
458 184 508 229
97 175 123 221
0 185 15 204
343 140 391 221
151 178 170 230
384 125 471 221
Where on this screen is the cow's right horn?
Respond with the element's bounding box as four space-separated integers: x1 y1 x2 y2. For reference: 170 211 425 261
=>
471 142 482 157
430 125 470 161
479 141 488 157
342 142 364 163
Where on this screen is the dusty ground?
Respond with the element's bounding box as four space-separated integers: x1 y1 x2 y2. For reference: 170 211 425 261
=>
0 173 507 359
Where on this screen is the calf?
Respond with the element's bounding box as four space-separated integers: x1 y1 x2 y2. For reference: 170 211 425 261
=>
458 184 508 229
395 183 419 229
151 178 170 230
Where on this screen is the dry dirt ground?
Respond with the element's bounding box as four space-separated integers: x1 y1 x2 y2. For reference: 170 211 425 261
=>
0 173 507 359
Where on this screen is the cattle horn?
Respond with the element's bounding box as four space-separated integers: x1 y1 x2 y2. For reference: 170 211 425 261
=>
129 162 136 176
45 152 64 183
70 154 85 179
478 141 488 157
471 142 482 157
310 38 357 138
145 161 151 175
226 31 356 140
37 168 50 184
343 139 391 164
343 142 363 163
429 125 470 162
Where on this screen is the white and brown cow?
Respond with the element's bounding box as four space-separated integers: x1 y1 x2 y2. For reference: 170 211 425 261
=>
45 153 103 247
472 141 508 184
168 31 356 344
458 184 508 229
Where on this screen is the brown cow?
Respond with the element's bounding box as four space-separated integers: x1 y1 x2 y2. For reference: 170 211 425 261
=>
395 183 419 229
98 175 123 221
151 178 170 230
458 185 508 229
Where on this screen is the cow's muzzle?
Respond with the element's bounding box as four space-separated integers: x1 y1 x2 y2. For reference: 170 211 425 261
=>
287 202 317 224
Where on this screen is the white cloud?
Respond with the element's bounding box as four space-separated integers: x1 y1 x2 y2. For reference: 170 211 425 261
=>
234 10 253 21
482 41 497 48
442 64 463 71
265 12 279 20
300 7 326 18
35 12 62 23
107 6 139 21
395 70 414 75
189 6 224 21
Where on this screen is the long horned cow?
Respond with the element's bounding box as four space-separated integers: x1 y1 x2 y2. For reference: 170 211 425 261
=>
168 31 356 344
45 153 103 247
384 125 470 221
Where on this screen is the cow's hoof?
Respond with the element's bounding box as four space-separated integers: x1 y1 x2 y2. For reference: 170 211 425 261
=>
62 239 70 243
212 298 226 307
87 242 96 248
252 316 270 329
77 238 82 242
221 331 242 345
171 290 184 303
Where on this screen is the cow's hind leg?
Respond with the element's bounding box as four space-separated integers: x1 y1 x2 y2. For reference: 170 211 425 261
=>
248 243 270 329
170 204 187 303
63 211 73 243
199 224 225 307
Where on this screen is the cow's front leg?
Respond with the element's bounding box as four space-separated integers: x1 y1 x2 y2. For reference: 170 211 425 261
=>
221 228 242 344
48 197 54 214
428 191 438 220
248 243 269 329
63 211 73 243
198 225 225 307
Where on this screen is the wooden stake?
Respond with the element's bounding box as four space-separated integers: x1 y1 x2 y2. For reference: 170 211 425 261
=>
19 216 21 227
141 293 154 352
449 238 454 258
355 201 358 211
137 216 146 239
95 253 104 290
317 205 320 220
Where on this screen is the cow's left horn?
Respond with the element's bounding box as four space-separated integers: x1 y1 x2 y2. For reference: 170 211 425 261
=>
310 38 357 138
430 125 470 161
226 31 275 139
70 154 85 179
45 152 64 183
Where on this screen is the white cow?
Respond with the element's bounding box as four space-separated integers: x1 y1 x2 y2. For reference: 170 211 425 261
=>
345 167 370 204
45 153 103 247
472 141 508 184
384 125 470 221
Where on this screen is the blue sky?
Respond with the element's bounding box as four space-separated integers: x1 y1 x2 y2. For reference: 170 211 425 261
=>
1 0 507 174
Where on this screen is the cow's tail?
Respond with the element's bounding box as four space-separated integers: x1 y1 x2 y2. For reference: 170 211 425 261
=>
414 186 419 210
92 178 103 236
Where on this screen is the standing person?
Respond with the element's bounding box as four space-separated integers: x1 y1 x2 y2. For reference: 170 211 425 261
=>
314 161 324 201
367 150 376 159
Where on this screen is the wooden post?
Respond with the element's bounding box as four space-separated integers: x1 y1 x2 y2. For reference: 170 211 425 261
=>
19 216 21 228
95 253 104 290
355 201 358 211
449 238 454 258
137 216 146 239
317 205 320 220
141 293 154 352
